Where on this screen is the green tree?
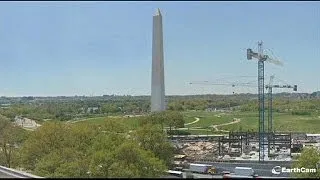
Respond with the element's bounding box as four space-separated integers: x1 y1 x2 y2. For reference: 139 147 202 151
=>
292 147 320 178
20 121 70 170
140 111 184 134
167 102 184 111
101 104 120 114
164 111 184 134
133 124 174 167
34 147 90 178
0 115 28 168
20 119 168 178
88 124 167 178
109 142 166 178
33 150 65 177
139 112 166 129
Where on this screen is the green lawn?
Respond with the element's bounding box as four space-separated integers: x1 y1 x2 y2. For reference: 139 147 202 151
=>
74 111 320 134
76 117 106 124
273 115 320 133
182 111 320 133
184 116 198 124
182 111 235 128
76 116 142 129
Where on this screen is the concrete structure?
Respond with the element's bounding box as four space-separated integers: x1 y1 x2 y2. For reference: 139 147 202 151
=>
151 8 166 112
14 116 41 129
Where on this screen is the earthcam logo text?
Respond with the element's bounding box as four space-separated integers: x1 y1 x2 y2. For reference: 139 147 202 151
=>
272 166 317 175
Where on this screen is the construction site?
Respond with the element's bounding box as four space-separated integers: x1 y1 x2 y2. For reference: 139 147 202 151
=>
171 132 320 166
149 8 319 178
170 41 320 167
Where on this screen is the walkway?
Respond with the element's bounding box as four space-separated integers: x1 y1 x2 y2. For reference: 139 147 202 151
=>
210 118 241 132
184 117 200 126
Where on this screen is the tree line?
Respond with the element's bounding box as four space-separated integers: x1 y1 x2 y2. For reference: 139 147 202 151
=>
0 94 319 123
240 98 320 115
0 110 185 178
1 109 320 178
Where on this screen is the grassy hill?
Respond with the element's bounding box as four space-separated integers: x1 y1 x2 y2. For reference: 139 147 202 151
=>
75 110 320 134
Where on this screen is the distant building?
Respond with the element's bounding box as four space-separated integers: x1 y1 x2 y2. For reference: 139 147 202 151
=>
87 107 99 113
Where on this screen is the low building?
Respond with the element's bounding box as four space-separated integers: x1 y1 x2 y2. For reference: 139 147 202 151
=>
87 107 99 113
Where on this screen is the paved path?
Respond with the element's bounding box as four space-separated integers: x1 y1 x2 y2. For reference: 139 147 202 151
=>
184 117 200 126
22 128 36 131
66 116 111 124
211 118 241 132
66 118 92 124
166 117 241 133
172 117 241 132
66 114 145 124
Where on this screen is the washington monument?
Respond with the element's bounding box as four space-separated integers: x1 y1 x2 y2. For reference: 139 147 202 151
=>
151 8 165 112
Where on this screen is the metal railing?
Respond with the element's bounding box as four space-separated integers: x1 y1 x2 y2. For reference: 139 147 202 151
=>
0 165 43 178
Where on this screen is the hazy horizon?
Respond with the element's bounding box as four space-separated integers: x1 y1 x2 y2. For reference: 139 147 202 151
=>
0 91 313 98
0 2 319 96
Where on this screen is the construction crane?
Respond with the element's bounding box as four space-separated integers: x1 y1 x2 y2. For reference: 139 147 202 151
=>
265 75 297 156
189 82 255 95
247 41 284 162
265 76 297 133
189 81 256 88
267 75 275 135
190 76 257 94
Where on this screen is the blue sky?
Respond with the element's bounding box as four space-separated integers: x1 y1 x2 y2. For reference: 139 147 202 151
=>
0 1 319 96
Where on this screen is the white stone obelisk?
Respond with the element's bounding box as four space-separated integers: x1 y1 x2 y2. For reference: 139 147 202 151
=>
151 8 165 112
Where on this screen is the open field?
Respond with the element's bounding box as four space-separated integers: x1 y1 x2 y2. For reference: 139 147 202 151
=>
183 111 320 133
74 116 141 129
184 111 235 128
73 111 320 134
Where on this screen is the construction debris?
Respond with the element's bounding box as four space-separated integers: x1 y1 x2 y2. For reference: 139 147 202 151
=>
181 141 218 159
